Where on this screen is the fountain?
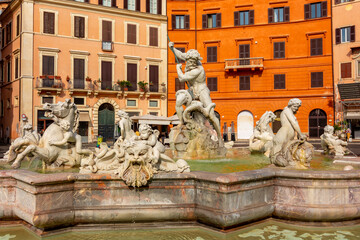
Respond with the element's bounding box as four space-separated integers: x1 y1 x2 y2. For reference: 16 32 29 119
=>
1 43 360 238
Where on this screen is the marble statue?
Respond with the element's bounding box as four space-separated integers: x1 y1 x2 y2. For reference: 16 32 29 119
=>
249 111 276 157
7 99 91 168
270 98 314 169
117 110 135 141
168 42 227 159
3 123 41 163
321 125 349 157
80 123 190 187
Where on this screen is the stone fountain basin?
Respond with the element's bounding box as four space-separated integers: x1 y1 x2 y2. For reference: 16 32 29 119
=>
1 168 360 231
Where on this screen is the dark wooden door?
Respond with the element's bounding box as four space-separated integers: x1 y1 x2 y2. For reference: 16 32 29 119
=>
101 61 112 90
239 44 250 65
309 109 327 138
98 103 114 140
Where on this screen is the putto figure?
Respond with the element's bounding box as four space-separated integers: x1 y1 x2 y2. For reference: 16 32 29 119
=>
270 98 314 169
321 125 349 157
168 42 227 158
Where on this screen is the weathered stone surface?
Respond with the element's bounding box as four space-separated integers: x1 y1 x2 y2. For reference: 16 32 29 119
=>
1 169 360 230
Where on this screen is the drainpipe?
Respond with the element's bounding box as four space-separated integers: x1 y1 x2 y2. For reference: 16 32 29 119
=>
195 0 197 50
330 2 335 125
19 4 22 127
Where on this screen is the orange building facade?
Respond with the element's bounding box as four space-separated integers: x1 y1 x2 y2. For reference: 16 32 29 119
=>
0 0 168 142
167 0 334 139
333 0 360 139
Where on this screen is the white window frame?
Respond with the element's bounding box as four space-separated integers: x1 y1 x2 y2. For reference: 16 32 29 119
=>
146 24 160 47
149 99 159 108
149 0 158 14
126 98 138 108
98 55 116 88
124 21 139 45
71 14 88 39
41 96 55 104
38 48 59 76
73 96 86 106
40 9 59 35
99 18 115 42
341 27 351 43
128 0 136 10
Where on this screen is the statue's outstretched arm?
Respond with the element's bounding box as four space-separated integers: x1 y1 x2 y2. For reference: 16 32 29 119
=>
169 42 186 61
177 65 201 82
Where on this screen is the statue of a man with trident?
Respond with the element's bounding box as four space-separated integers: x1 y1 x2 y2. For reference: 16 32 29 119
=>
168 41 221 141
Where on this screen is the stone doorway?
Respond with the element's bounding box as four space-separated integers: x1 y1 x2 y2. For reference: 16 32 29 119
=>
98 103 115 141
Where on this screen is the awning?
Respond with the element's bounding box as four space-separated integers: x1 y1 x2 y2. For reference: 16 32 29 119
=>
131 114 180 125
139 119 170 125
345 112 360 119
79 112 91 122
338 83 360 100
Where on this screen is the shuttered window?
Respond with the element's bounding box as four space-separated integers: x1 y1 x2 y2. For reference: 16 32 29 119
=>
336 26 355 44
15 57 19 79
304 1 327 19
341 62 352 79
202 13 221 29
311 72 323 88
273 42 285 59
177 47 186 63
74 16 85 38
239 44 250 65
43 12 55 34
16 15 20 36
74 58 85 89
6 22 12 44
101 61 112 90
149 65 159 92
42 56 55 75
127 63 137 91
127 24 136 44
124 0 140 11
207 46 217 63
171 15 190 29
7 61 10 82
234 10 254 26
239 76 250 90
274 74 285 89
2 28 5 47
175 78 185 91
310 38 323 56
268 7 289 23
102 20 112 42
207 77 217 91
146 0 162 14
335 0 353 4
149 27 158 47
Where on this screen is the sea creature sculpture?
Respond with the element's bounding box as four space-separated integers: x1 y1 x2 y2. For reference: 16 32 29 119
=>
321 125 349 157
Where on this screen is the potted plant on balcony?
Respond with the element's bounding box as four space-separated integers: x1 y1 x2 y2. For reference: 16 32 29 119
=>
66 76 70 81
40 75 46 79
86 76 92 81
55 76 61 80
47 75 54 80
138 81 148 92
118 80 131 91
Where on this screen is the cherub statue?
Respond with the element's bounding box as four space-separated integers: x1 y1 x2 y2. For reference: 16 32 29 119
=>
321 125 349 156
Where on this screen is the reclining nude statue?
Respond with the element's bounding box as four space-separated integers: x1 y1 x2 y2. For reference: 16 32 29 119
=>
249 111 276 157
270 98 314 169
80 110 190 187
321 125 349 157
5 99 92 168
168 42 227 158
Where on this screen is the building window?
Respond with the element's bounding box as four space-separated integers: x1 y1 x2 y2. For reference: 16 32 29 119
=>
2 28 5 48
207 46 217 63
202 13 221 29
273 42 285 59
6 22 12 44
149 65 159 92
7 61 11 82
175 78 185 91
127 63 137 91
16 14 20 37
149 100 158 107
42 96 54 104
73 58 85 89
101 61 112 90
102 20 112 51
74 16 85 38
172 15 190 29
234 10 254 26
0 100 3 116
239 44 250 65
149 112 158 116
304 2 327 19
335 26 355 44
127 99 137 107
14 56 19 79
7 98 10 109
274 74 285 89
73 97 85 105
149 27 158 47
146 0 161 14
125 0 140 11
341 62 352 79
207 77 217 91
268 7 289 23
177 47 186 63
42 55 55 76
43 12 55 34
310 38 323 56
335 0 351 3
311 72 323 88
127 23 137 44
358 61 360 77
102 0 112 7
239 76 250 90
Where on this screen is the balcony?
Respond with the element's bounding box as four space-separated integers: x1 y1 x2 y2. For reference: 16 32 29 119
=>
225 57 264 71
68 79 94 96
35 76 63 95
102 41 113 51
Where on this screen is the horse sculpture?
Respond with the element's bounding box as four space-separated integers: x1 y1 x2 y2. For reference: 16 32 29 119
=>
11 99 89 168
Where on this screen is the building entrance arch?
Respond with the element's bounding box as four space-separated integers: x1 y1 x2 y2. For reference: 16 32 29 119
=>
237 110 253 139
98 103 115 141
309 109 327 138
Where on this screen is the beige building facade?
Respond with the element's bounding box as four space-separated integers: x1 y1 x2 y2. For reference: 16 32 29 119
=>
0 0 167 142
333 0 360 138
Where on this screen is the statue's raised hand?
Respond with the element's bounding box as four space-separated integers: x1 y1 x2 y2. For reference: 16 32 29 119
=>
168 41 174 49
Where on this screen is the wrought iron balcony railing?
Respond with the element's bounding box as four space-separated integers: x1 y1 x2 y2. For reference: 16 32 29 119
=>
102 41 113 51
